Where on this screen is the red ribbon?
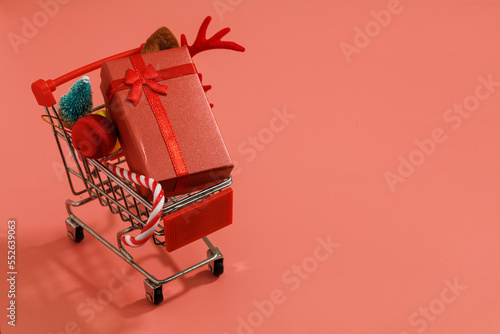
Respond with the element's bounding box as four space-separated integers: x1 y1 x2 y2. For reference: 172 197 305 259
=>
124 64 168 106
105 55 195 192
106 62 196 104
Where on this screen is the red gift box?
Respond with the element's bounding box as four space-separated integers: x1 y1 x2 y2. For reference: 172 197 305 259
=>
100 46 233 197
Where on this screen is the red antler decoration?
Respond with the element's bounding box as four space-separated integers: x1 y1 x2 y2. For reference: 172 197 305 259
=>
198 73 212 92
198 73 213 107
181 16 245 57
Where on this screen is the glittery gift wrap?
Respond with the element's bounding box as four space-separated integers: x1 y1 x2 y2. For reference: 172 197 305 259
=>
100 46 233 197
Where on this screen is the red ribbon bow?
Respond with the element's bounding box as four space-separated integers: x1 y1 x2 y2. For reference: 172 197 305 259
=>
124 64 168 106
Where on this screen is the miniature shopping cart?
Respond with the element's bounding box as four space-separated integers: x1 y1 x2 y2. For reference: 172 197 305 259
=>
32 45 233 305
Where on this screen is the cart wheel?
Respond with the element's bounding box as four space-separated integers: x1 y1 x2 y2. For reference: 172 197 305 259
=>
209 259 224 277
207 249 224 277
144 279 163 305
70 226 84 243
66 219 84 243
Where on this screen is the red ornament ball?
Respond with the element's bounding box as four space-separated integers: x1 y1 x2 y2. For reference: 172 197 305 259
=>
71 114 117 159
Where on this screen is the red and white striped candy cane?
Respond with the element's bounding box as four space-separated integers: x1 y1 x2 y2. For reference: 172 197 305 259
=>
104 162 165 247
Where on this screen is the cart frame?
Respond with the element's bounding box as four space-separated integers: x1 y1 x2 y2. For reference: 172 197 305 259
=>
34 46 232 305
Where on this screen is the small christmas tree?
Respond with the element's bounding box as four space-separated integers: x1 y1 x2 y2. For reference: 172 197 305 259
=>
58 76 93 125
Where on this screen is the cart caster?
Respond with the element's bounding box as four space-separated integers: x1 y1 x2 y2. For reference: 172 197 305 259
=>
66 218 84 243
207 249 224 277
144 279 163 305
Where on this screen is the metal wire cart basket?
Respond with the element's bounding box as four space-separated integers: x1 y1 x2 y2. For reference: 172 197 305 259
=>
32 46 233 305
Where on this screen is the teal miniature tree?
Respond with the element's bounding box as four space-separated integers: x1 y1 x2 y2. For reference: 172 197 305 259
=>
58 76 93 125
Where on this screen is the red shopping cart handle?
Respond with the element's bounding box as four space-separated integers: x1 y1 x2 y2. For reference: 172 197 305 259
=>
32 44 144 107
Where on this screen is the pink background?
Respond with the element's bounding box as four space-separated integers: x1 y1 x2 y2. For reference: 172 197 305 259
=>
1 0 500 333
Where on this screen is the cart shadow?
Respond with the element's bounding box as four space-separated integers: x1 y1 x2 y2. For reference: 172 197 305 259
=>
117 240 222 316
21 235 130 299
18 237 137 333
21 207 222 322
23 235 221 315
55 243 223 317
120 269 220 316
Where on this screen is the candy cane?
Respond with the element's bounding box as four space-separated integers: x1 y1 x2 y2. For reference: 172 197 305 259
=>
104 162 164 247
